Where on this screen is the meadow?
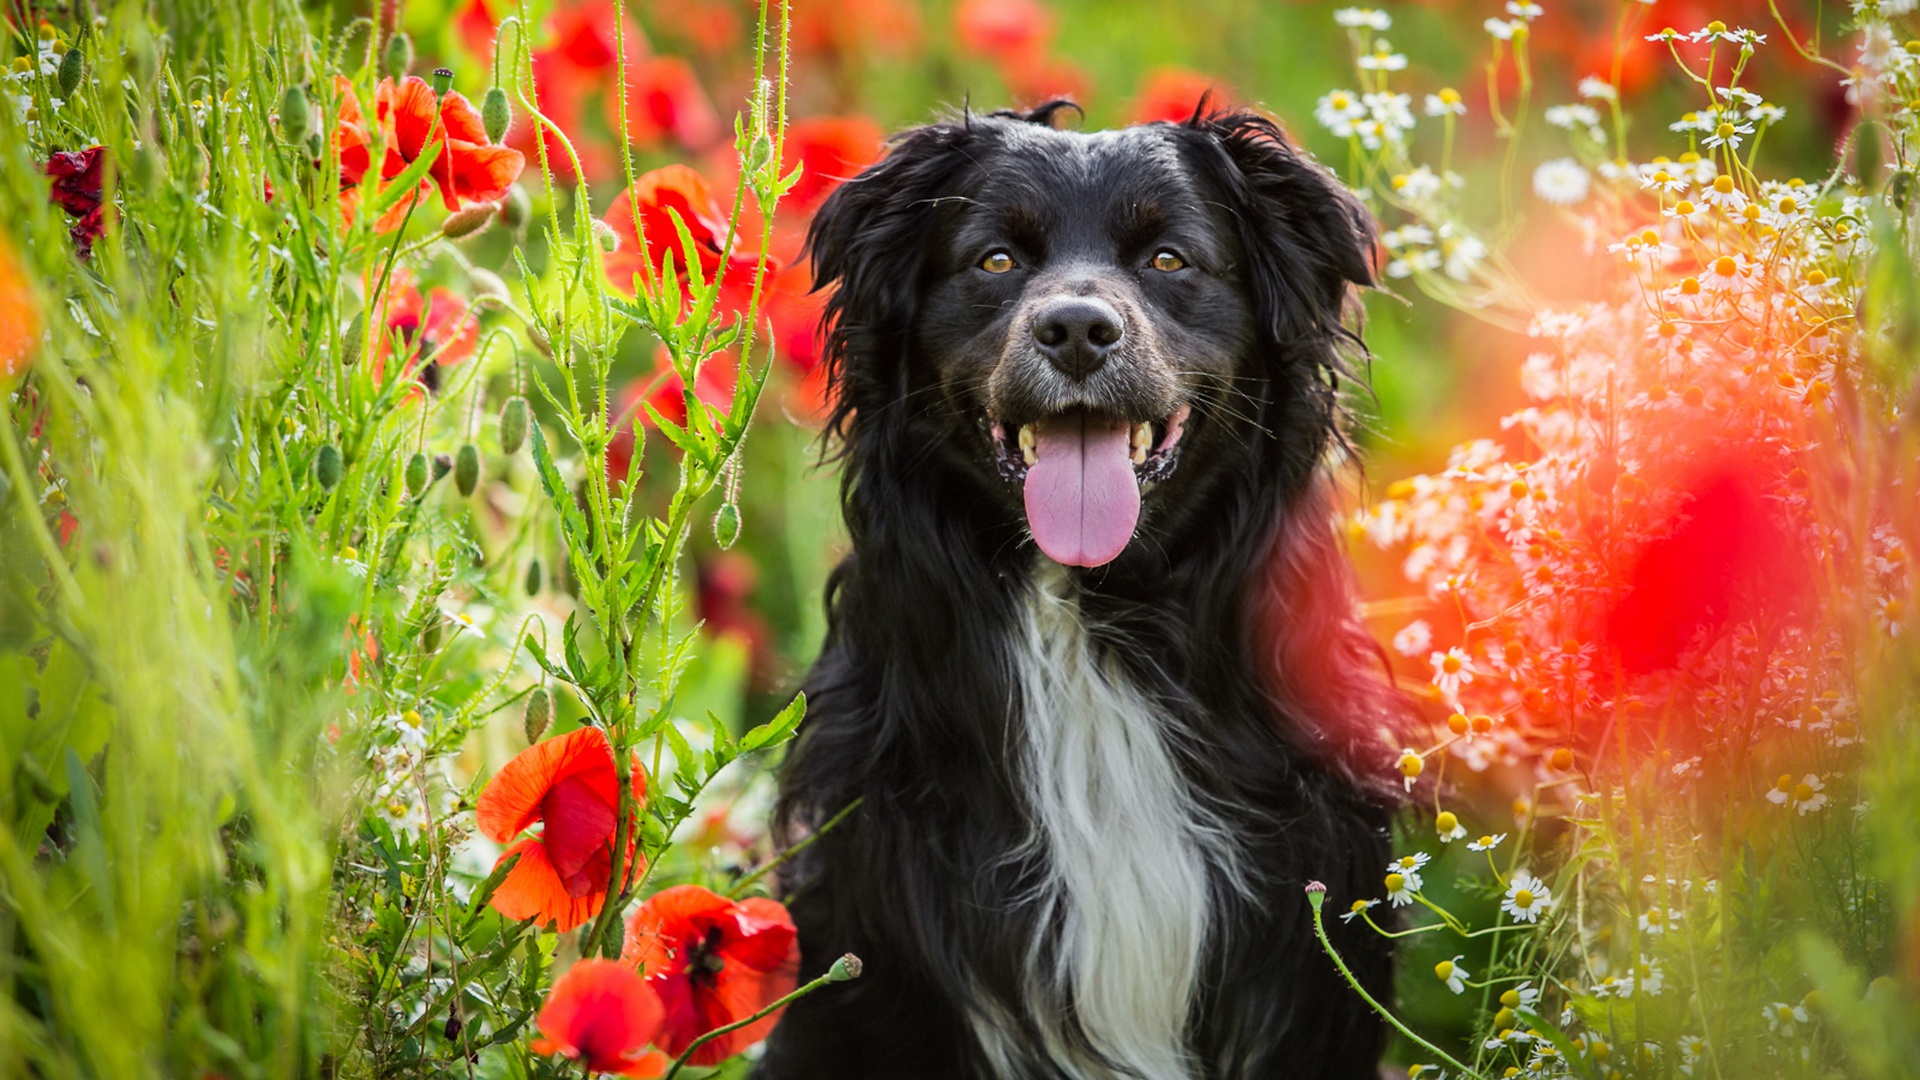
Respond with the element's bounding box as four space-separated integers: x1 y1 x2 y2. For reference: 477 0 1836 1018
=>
1 0 1917 1077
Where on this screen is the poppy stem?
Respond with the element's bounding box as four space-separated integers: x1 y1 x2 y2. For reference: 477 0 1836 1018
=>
727 796 863 899
660 962 853 1080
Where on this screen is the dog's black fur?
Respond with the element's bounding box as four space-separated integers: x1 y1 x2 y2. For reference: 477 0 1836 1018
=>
758 103 1407 1080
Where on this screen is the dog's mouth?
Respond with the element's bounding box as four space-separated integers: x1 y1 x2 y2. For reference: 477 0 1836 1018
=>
985 405 1191 568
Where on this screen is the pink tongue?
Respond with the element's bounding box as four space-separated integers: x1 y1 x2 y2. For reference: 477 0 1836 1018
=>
1022 412 1141 568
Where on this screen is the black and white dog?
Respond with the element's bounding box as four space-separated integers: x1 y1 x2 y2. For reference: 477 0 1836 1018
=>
761 103 1408 1080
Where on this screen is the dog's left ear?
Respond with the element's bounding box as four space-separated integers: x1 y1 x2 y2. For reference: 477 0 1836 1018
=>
1178 110 1376 347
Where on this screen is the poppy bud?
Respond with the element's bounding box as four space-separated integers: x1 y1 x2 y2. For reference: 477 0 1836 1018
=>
57 45 83 99
468 267 510 302
523 686 552 743
455 443 480 496
306 132 323 159
431 66 454 98
421 616 442 652
497 183 531 230
341 313 365 367
592 219 620 254
405 450 429 498
441 202 495 239
443 1004 463 1041
709 498 742 549
482 85 511 144
827 953 864 982
432 452 453 481
1303 880 1327 910
314 443 343 490
524 557 542 596
280 83 310 143
498 395 529 454
384 32 413 81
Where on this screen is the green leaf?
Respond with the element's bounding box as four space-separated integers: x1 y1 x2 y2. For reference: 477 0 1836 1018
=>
368 139 443 216
64 747 116 936
528 420 599 591
740 692 805 755
643 403 708 465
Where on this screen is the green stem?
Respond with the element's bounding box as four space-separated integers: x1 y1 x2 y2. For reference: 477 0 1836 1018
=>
728 797 862 899
1308 893 1485 1079
660 967 846 1080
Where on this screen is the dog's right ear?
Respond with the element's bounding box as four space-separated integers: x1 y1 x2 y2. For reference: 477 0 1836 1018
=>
804 121 978 440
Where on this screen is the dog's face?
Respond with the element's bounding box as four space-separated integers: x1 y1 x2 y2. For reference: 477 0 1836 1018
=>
809 106 1375 570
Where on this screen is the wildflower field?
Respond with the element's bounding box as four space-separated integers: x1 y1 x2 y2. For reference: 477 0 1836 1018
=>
2 0 1918 1077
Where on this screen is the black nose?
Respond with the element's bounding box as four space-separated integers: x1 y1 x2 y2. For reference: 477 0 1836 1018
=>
1031 297 1124 381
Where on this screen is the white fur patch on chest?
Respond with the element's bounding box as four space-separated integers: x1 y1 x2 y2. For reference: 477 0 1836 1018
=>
973 570 1242 1080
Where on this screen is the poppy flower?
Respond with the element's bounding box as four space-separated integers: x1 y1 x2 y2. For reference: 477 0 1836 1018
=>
371 272 479 386
791 0 921 59
332 76 374 191
621 885 800 1065
45 147 108 257
508 1 646 183
618 56 722 151
374 76 525 219
457 0 499 65
601 165 769 308
476 727 647 932
606 347 738 482
780 117 883 215
955 0 1054 63
530 959 670 1076
0 235 39 376
1131 68 1220 125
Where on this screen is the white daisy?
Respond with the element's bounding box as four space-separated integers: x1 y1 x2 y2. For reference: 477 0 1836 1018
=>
1430 646 1476 697
1333 7 1392 29
1392 619 1433 657
1435 955 1470 994
1468 832 1507 852
1340 897 1381 923
1533 158 1591 206
1384 869 1418 907
1502 869 1553 922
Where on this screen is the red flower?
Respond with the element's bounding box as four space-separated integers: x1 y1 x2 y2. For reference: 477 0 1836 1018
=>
0 236 37 376
607 348 738 483
509 1 646 183
375 76 525 216
476 727 647 932
781 117 883 215
955 0 1054 62
332 76 374 190
457 0 499 65
1131 68 1221 125
621 885 800 1065
530 959 670 1076
618 56 722 151
45 147 108 257
601 165 769 306
371 272 479 385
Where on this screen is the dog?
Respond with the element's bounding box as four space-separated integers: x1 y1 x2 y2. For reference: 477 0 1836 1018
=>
759 102 1408 1080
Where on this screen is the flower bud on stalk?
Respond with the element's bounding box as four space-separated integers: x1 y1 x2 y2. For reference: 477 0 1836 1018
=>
454 443 480 496
441 201 496 239
314 444 343 491
481 86 511 144
383 32 413 81
827 953 864 982
498 395 529 453
279 83 310 143
341 313 365 367
430 66 453 98
523 686 552 743
404 450 429 498
524 557 542 596
432 452 453 481
591 219 621 254
713 501 741 549
56 44 83 99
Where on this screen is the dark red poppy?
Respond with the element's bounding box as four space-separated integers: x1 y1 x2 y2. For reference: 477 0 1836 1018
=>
780 117 883 215
1131 68 1220 125
476 727 647 932
621 885 799 1065
530 959 670 1076
618 56 722 151
45 147 108 256
372 272 479 383
697 553 776 689
601 165 769 306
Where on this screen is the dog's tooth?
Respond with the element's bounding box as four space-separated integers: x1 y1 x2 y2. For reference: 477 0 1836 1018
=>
1018 424 1037 465
1131 421 1152 464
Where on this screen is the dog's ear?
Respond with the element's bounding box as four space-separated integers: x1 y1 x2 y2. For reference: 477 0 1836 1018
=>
805 121 979 440
1178 109 1376 347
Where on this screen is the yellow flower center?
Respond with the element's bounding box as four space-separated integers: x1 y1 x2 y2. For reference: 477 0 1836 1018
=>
1349 899 1370 913
1440 88 1462 104
1779 196 1798 214
1385 872 1407 892
1714 175 1735 193
1448 713 1470 734
1436 811 1459 833
1400 855 1420 869
1793 782 1815 802
1434 960 1455 980
1399 753 1424 778
1707 19 1726 32
1713 256 1738 277
1514 889 1535 907
1777 773 1794 791
1675 200 1697 215
1478 835 1495 847
1680 276 1701 294
1442 654 1463 674
1501 988 1521 1007
1805 269 1826 285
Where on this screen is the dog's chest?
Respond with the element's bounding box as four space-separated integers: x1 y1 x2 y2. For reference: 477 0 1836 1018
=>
973 577 1239 1080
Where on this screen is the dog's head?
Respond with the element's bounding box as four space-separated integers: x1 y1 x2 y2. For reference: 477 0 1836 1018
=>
807 103 1375 570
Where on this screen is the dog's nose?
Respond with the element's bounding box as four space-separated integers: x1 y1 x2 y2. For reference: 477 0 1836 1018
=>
1031 297 1124 381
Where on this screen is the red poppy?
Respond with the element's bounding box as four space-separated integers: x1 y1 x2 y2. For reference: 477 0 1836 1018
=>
955 0 1054 62
371 272 479 383
476 727 647 932
791 0 922 60
374 76 525 218
509 1 646 183
618 56 722 151
530 959 670 1076
621 885 800 1065
601 165 769 305
332 76 373 191
781 117 883 215
1131 68 1221 125
0 235 39 376
457 0 499 65
607 347 738 483
696 553 776 690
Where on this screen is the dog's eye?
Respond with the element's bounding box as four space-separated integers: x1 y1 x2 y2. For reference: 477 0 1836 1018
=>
1150 250 1187 272
980 251 1018 274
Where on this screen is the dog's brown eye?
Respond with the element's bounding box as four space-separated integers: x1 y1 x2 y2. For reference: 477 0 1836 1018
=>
981 251 1017 274
1150 250 1187 272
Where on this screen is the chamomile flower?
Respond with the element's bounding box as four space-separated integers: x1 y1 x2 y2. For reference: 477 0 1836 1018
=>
1502 869 1553 922
1390 851 1431 883
1638 906 1679 934
1532 158 1591 206
1315 90 1367 137
1425 88 1467 116
1783 773 1830 814
1505 0 1543 19
1430 646 1477 696
1356 42 1408 70
1391 165 1443 202
1340 897 1381 923
1333 6 1392 29
1501 982 1541 1012
1468 833 1507 852
1435 810 1467 842
1434 955 1470 994
1384 870 1417 906
1763 1000 1808 1035
1578 76 1617 100
1392 619 1434 657
1484 17 1519 40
